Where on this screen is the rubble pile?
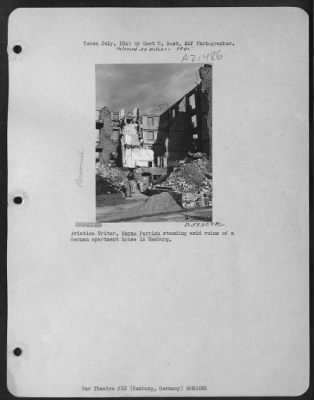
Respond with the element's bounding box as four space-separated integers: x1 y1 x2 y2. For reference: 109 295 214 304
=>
96 163 126 195
156 155 212 208
161 155 212 194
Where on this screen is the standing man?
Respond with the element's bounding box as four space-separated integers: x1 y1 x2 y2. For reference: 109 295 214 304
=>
127 169 136 197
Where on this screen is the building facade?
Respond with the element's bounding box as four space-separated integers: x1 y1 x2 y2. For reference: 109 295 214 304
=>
141 114 159 147
153 64 212 166
96 106 120 164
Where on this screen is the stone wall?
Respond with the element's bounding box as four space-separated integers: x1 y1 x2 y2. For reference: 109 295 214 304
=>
98 107 119 163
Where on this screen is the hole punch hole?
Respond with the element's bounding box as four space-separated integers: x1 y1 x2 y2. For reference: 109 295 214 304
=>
13 347 22 357
13 196 23 205
13 45 22 54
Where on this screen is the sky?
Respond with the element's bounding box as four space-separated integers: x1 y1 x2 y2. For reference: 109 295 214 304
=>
96 64 203 115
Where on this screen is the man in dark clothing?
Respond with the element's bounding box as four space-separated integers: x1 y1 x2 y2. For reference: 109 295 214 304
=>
126 169 136 197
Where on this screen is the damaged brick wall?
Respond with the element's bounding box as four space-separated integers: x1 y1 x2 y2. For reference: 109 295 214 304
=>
168 110 194 163
98 106 118 163
152 64 212 165
198 64 212 158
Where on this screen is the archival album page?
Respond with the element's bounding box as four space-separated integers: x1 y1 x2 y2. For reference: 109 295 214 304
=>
7 7 309 397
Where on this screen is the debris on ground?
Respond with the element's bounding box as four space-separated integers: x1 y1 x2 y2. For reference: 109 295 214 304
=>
96 163 127 195
155 154 212 208
95 155 212 211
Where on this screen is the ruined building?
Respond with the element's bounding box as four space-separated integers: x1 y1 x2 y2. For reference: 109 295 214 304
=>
96 107 120 164
95 64 212 169
141 114 159 147
153 64 212 166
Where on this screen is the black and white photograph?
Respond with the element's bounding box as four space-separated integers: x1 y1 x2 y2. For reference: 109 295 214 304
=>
95 64 212 222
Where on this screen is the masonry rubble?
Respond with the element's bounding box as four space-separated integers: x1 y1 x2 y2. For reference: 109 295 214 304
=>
156 154 212 208
96 163 126 194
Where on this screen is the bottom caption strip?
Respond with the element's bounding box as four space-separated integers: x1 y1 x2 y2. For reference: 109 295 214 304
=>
82 384 208 393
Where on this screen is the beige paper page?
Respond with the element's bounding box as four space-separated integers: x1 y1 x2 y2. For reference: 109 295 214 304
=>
7 7 309 397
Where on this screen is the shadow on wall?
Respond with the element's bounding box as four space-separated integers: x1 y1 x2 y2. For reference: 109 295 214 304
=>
153 109 194 167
